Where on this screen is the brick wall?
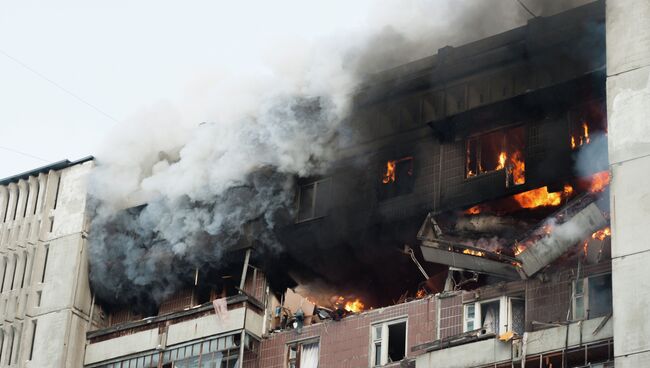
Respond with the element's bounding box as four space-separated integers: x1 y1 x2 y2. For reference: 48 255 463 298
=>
259 297 436 368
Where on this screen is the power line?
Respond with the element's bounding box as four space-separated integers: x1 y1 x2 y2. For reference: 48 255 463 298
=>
515 0 537 18
0 48 119 123
0 145 50 163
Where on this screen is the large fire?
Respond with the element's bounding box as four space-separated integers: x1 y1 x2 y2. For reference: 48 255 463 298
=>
513 185 573 209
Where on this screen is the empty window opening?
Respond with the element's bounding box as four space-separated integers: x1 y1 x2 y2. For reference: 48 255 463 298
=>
49 216 54 233
573 273 612 320
287 340 319 368
52 175 62 210
3 197 9 223
10 255 17 290
20 252 29 288
6 328 14 366
36 291 42 307
33 183 40 215
12 193 19 221
41 245 49 283
379 157 415 200
466 126 525 186
0 258 6 293
22 187 29 218
569 101 607 150
371 319 407 366
296 178 331 223
28 320 37 360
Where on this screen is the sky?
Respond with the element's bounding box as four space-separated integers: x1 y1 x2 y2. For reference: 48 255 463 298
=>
0 0 380 178
0 0 590 179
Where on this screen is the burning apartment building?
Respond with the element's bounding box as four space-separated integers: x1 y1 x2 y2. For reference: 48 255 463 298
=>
1 0 648 367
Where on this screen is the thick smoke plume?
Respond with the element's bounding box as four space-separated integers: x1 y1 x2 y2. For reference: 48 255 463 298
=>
88 0 597 309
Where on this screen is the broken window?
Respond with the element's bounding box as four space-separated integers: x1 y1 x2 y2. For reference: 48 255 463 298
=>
466 126 525 186
378 157 415 200
463 297 525 336
371 318 407 366
569 101 606 150
296 178 331 223
287 340 319 368
573 273 612 320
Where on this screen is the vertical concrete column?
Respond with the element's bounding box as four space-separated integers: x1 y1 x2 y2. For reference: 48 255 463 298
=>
6 184 18 224
606 0 650 366
0 186 8 225
16 180 28 222
26 177 39 218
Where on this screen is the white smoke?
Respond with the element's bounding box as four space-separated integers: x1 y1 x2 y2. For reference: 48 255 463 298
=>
87 0 597 308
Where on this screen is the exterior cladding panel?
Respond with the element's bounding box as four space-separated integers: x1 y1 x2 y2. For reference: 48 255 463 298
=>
258 297 436 368
438 294 463 339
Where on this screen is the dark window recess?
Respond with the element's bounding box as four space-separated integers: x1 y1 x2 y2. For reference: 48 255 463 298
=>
466 126 525 186
588 274 612 319
379 157 414 200
569 100 607 151
387 322 406 363
296 179 331 222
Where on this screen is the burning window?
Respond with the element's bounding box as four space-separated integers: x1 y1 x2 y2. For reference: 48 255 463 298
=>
371 319 406 366
466 126 525 186
296 178 331 222
569 101 606 150
379 157 414 200
287 340 319 368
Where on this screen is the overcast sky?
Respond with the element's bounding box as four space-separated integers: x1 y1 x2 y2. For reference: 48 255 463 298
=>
0 0 385 178
0 0 590 179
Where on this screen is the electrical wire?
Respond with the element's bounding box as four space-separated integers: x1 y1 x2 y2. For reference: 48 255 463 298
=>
0 48 119 123
0 145 50 163
515 0 537 18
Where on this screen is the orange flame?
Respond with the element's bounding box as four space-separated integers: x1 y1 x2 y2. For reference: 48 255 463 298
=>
463 248 485 257
465 206 481 215
571 121 591 149
513 185 573 209
510 150 526 185
344 299 365 313
592 227 611 241
382 160 396 184
588 171 610 193
416 289 427 298
496 151 507 170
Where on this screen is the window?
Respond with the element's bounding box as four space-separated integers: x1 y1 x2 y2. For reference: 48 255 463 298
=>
287 340 319 368
466 126 525 186
573 274 612 320
371 319 406 367
29 319 37 360
378 157 415 200
41 245 49 283
463 297 525 336
296 178 331 223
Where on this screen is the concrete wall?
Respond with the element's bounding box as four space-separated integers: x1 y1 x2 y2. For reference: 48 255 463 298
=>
0 160 94 368
606 0 650 366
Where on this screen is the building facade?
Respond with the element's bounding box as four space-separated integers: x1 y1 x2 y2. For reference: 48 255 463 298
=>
0 157 95 368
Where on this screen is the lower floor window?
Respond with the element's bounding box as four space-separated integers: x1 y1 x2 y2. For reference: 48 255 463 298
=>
371 318 407 366
287 340 319 368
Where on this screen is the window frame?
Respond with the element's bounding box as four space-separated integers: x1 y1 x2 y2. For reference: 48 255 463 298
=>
464 125 526 185
369 317 408 367
463 296 524 336
295 178 331 223
286 338 320 368
572 273 612 321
